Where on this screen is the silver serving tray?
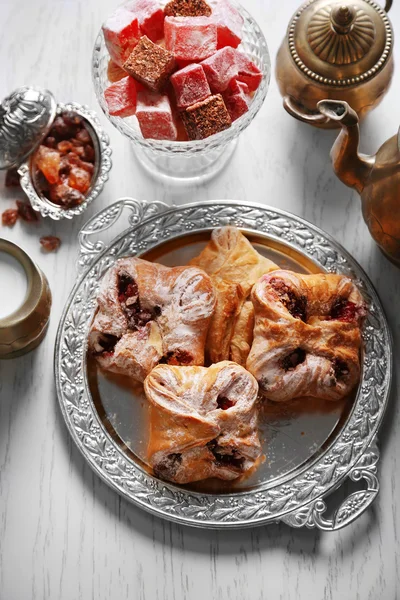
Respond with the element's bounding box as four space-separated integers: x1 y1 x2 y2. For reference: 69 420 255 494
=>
55 198 392 530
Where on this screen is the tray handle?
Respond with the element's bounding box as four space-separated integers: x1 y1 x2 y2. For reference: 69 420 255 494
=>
281 441 380 531
77 197 169 275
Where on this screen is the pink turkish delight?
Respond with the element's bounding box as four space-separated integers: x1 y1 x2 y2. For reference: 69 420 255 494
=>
223 79 250 121
212 0 243 49
201 47 238 93
171 63 211 110
126 0 165 41
136 91 178 140
236 51 263 92
164 16 217 61
104 76 138 117
102 7 141 67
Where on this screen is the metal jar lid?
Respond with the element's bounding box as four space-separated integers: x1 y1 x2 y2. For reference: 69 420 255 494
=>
288 0 393 87
0 86 57 170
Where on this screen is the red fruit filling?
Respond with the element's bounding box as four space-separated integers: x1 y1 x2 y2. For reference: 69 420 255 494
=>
216 395 235 410
280 348 306 371
330 298 359 322
269 278 307 321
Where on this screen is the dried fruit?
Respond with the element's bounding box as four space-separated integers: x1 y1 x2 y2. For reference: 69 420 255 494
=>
16 200 39 222
49 183 85 208
69 167 91 193
35 145 60 184
2 208 19 226
5 168 20 187
40 235 61 252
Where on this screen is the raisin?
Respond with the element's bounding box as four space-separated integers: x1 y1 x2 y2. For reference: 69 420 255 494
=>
34 145 60 184
333 358 349 380
5 168 20 187
2 208 19 226
98 333 119 354
68 167 91 193
76 128 92 144
51 116 70 139
154 453 182 481
44 136 57 149
207 440 244 470
40 236 61 252
16 200 39 222
49 183 84 208
83 144 95 162
57 140 74 154
281 348 306 371
270 278 307 320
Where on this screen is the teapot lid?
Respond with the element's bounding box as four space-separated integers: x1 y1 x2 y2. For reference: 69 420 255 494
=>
288 0 393 87
0 86 56 170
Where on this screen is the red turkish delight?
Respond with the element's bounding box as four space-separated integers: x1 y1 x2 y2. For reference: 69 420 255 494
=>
201 47 238 92
123 36 177 92
181 94 231 140
164 0 211 17
236 51 262 92
223 79 250 121
171 63 211 110
212 0 243 49
104 76 138 117
102 7 141 67
164 16 217 61
126 0 164 41
136 91 178 140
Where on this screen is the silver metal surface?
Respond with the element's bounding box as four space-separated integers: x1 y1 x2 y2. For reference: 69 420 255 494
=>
0 86 56 170
55 199 392 530
18 102 112 220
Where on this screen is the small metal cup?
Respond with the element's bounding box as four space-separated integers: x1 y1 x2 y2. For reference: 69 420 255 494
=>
0 239 52 359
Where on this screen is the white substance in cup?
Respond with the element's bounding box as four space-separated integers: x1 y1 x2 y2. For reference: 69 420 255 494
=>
0 251 28 319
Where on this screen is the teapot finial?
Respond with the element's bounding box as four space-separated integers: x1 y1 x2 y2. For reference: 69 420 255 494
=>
317 100 374 194
331 4 356 34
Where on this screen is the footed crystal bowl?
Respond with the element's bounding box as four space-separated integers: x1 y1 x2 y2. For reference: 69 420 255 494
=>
92 1 270 182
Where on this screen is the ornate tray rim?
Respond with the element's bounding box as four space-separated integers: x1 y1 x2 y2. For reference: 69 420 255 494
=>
54 198 392 530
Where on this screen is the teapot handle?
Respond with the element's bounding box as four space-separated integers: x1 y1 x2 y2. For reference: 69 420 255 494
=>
384 0 392 12
282 96 328 125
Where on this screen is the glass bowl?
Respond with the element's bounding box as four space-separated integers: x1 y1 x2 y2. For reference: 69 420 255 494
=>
92 0 271 183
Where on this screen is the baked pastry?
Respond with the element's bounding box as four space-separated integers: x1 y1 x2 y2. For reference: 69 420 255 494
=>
144 361 261 484
190 226 278 365
89 257 215 381
247 270 366 402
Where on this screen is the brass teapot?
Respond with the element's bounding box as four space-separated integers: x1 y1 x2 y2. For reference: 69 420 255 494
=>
275 0 394 128
316 99 400 265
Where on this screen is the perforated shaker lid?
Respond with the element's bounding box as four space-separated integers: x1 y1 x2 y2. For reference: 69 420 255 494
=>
0 86 56 170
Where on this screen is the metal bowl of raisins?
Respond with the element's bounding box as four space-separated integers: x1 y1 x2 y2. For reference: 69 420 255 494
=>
0 87 112 220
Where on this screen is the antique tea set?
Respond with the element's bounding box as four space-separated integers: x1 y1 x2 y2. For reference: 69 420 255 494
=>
0 0 397 529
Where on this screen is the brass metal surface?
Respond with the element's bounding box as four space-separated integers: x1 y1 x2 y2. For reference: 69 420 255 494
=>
0 239 52 358
275 0 394 127
317 99 400 265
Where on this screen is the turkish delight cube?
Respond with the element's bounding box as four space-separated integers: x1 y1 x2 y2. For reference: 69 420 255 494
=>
212 0 243 49
123 36 177 92
102 7 141 67
201 47 238 92
126 0 165 41
236 51 263 92
181 93 231 140
136 91 178 140
164 0 211 17
171 63 211 110
164 16 217 62
223 79 250 121
104 76 138 117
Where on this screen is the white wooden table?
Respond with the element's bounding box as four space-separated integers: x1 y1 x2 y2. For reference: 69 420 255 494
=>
1 0 399 598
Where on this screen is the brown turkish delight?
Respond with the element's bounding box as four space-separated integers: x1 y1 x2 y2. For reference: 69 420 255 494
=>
123 36 177 92
164 0 212 17
181 94 231 140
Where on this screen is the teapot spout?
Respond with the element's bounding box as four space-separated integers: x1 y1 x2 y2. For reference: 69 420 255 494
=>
317 100 375 194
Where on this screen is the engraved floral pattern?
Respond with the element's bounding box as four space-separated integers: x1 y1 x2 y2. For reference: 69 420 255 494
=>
55 199 392 529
